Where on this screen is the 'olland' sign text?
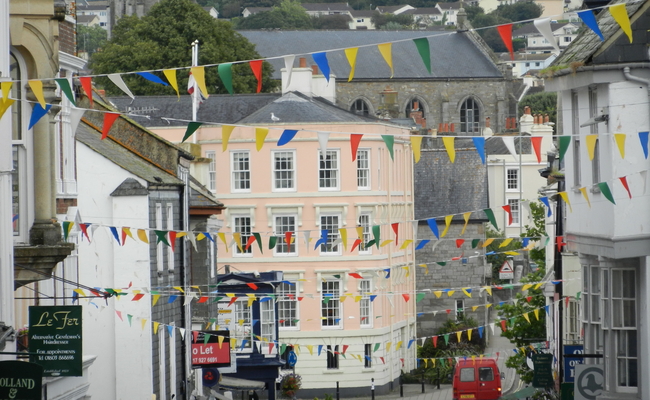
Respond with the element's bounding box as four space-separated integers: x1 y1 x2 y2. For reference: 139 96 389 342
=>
29 305 83 377
0 361 42 400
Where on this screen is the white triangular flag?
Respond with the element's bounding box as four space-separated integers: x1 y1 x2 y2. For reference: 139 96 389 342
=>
69 107 86 136
533 18 560 53
317 132 330 160
284 55 296 88
186 231 197 252
502 136 519 162
108 73 135 99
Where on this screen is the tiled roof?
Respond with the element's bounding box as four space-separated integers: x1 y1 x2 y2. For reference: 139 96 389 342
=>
402 7 441 15
302 3 353 11
436 2 461 10
513 22 569 36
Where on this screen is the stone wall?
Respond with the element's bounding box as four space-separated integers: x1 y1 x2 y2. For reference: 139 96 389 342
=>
337 78 515 133
415 223 493 337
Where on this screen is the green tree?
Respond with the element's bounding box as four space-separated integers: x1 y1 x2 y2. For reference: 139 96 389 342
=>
311 14 351 29
495 1 543 23
519 92 558 126
90 0 277 96
371 13 414 29
235 0 312 29
494 269 547 383
77 25 107 57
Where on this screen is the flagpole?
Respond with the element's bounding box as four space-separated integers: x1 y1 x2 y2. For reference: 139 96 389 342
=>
191 40 199 143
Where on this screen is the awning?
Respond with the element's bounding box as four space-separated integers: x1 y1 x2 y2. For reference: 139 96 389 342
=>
501 386 537 399
219 376 266 390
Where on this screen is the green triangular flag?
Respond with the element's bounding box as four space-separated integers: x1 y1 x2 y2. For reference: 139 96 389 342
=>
280 343 287 355
323 297 330 304
598 182 616 204
253 232 263 253
413 38 431 74
62 221 72 241
155 230 170 246
218 63 234 95
576 292 581 300
558 136 571 162
439 358 446 368
416 293 426 303
333 274 341 279
365 240 376 248
374 343 381 352
292 319 299 324
372 225 381 249
443 334 450 345
182 122 202 143
268 236 277 249
204 334 211 345
436 262 447 266
483 209 499 230
471 239 481 248
213 296 224 303
127 314 133 326
55 78 76 106
381 135 394 160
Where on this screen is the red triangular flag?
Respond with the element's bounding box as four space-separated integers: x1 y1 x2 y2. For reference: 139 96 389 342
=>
169 231 177 252
500 319 507 332
402 294 410 302
619 176 632 198
526 296 532 303
349 273 363 279
531 136 543 163
79 223 91 242
565 296 570 309
80 76 93 107
502 205 512 226
496 24 514 60
342 345 349 354
197 296 209 303
116 310 123 321
247 283 259 291
432 336 438 348
350 134 363 161
193 331 199 343
121 228 127 246
446 309 451 314
556 236 566 252
391 222 399 245
249 60 263 93
102 112 120 140
269 342 275 353
456 239 465 248
228 296 238 307
285 231 293 245
132 293 145 301
351 238 362 252
245 235 256 251
380 357 385 364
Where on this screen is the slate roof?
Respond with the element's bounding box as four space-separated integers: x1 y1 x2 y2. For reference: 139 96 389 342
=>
513 22 569 36
551 0 648 67
302 3 353 12
351 10 378 17
414 148 488 221
402 7 441 15
237 91 379 124
238 30 504 80
107 94 281 127
375 5 412 13
437 2 461 10
76 123 183 186
484 134 531 155
190 176 224 209
243 7 272 14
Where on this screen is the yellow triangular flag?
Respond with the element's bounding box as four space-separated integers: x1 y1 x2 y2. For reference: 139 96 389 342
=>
411 135 423 163
579 187 591 208
523 313 530 323
380 239 392 247
534 309 540 320
231 338 237 348
462 288 472 298
483 286 492 296
28 80 46 108
256 128 269 151
354 295 362 302
163 69 179 98
222 125 234 152
486 303 492 309
217 232 229 253
442 137 456 163
191 66 210 99
247 296 255 307
434 291 442 298
423 358 428 367
522 284 533 291
73 288 86 296
402 266 410 277
356 226 363 239
339 228 348 250
467 329 473 340
447 290 456 297
233 232 243 252
609 3 632 43
558 191 572 213
441 215 453 238
141 319 147 331
197 233 206 241
472 305 479 312
461 212 471 235
585 134 598 161
482 238 495 247
307 344 314 355
456 331 462 342
345 47 358 82
152 294 160 306
614 133 626 159
499 238 513 248
1 82 11 99
153 321 160 334
0 98 15 120
431 359 435 367
399 239 413 250
395 341 403 351
377 43 394 78
386 342 392 351
137 229 149 244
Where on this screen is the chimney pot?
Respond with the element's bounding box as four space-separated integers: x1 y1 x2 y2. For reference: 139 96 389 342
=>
299 58 307 68
485 117 491 128
544 114 550 124
524 106 531 115
311 65 319 75
450 123 455 133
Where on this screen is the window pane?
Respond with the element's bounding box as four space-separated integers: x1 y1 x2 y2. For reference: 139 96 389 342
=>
460 368 475 382
479 367 494 381
358 214 372 254
320 215 340 254
319 151 339 189
234 216 252 254
360 280 371 326
274 151 294 190
278 282 298 328
274 216 296 254
357 149 370 189
321 281 341 327
232 152 250 190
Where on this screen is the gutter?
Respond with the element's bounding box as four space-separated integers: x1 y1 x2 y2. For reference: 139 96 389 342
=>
623 66 650 118
550 62 650 78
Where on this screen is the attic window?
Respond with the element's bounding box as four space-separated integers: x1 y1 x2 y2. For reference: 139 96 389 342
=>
350 99 370 116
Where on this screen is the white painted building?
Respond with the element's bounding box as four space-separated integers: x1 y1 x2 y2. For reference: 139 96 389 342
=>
544 0 649 396
77 1 110 30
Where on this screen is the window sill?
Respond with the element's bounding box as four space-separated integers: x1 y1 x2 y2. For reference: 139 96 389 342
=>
361 368 376 373
322 369 343 374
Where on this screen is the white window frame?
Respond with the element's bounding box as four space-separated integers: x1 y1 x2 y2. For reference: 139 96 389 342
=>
588 86 600 185
260 299 276 351
273 214 297 256
206 150 216 193
571 90 581 188
319 214 341 256
507 198 520 226
277 282 299 330
231 150 251 193
166 204 174 271
358 213 372 255
357 148 371 190
218 299 253 354
506 167 519 191
156 203 164 273
321 280 343 329
359 279 372 328
232 215 253 257
455 299 465 320
318 149 340 191
271 150 296 192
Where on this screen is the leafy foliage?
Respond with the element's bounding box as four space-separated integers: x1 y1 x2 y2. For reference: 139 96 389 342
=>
77 25 107 57
494 1 544 23
468 1 542 53
371 13 414 30
90 0 277 96
280 373 302 398
519 92 558 126
234 0 312 29
311 14 352 29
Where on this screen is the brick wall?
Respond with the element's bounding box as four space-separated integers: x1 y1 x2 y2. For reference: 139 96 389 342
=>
59 19 76 55
56 198 77 214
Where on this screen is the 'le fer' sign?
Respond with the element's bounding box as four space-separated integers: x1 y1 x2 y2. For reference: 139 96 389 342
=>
29 305 83 377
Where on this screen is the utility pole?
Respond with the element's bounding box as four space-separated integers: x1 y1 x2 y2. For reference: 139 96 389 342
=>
0 0 16 358
191 39 199 143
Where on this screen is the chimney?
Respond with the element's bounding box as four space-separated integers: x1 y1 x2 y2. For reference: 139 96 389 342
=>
311 65 319 75
483 116 493 137
299 57 307 68
519 106 534 134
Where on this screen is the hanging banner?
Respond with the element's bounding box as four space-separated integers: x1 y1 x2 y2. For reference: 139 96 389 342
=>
29 305 83 377
191 330 231 369
0 361 43 400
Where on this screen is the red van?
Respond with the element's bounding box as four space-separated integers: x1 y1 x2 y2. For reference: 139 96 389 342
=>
452 358 502 400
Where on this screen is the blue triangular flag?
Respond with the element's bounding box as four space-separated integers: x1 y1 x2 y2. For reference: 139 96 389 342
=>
639 131 649 159
314 229 328 250
415 240 430 250
312 52 331 83
203 232 215 243
318 344 323 356
109 226 121 245
426 218 440 239
136 72 169 86
384 268 391 279
539 196 552 217
522 237 530 248
240 340 248 351
277 129 299 146
472 137 486 164
370 295 378 302
29 104 52 129
407 339 415 349
478 326 484 338
577 10 604 41
167 325 174 337
168 295 178 303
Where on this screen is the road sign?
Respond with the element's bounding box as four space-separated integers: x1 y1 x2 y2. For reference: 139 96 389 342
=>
574 364 603 400
499 260 514 280
202 368 221 388
564 345 584 383
287 350 298 367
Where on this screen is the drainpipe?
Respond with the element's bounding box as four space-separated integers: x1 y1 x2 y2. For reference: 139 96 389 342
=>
623 67 650 116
